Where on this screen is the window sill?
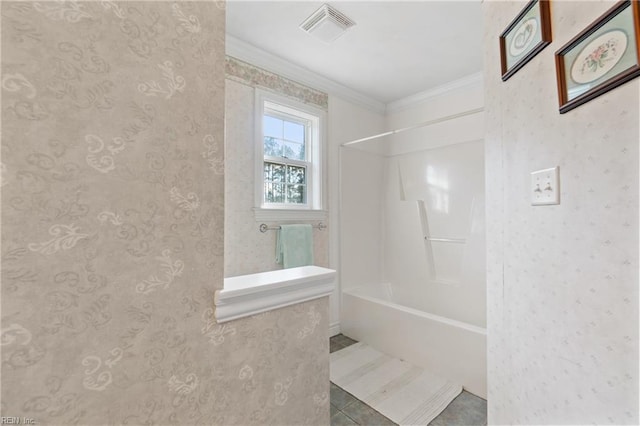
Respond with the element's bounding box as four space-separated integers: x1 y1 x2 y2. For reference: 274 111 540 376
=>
215 266 336 323
253 208 327 222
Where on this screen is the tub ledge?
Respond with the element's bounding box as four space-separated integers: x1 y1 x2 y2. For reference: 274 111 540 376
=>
215 266 336 323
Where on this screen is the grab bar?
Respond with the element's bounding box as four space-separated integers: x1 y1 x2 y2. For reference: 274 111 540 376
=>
425 237 466 244
259 222 326 233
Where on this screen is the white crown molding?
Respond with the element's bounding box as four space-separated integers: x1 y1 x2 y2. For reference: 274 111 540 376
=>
216 266 336 323
226 35 386 114
386 72 484 114
226 35 483 116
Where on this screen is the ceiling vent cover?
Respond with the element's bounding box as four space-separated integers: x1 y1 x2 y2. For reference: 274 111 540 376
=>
300 4 356 43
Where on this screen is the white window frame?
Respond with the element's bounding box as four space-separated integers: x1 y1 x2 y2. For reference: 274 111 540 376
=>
254 89 327 221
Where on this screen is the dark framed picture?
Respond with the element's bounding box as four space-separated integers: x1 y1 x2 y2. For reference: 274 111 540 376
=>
500 0 552 81
555 0 640 114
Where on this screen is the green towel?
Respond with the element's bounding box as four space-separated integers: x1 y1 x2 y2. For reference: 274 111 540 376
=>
276 224 314 268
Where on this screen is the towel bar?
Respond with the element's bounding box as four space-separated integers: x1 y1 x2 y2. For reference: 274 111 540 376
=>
424 236 466 244
259 222 326 233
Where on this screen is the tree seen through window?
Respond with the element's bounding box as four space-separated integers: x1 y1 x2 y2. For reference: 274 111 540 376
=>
263 114 308 204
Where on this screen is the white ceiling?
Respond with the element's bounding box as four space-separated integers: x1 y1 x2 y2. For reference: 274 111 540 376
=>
226 1 484 104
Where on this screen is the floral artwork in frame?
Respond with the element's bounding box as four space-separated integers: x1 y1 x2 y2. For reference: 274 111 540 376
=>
555 0 640 113
500 0 552 81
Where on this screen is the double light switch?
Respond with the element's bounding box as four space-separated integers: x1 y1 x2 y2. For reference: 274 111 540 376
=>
531 166 560 206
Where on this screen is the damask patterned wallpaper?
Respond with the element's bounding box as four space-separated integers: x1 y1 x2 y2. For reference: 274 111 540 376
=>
484 1 638 424
1 2 328 425
224 61 329 278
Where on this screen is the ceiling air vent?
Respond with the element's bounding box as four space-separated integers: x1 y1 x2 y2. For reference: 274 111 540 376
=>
300 4 356 43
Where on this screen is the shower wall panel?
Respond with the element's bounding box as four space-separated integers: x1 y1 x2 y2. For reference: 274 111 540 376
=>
383 140 486 327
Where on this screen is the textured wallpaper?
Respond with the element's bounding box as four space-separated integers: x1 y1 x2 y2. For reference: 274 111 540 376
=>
1 2 328 425
484 1 639 424
224 66 329 278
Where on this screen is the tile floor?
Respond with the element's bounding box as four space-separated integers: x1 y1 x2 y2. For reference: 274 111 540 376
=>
329 334 488 426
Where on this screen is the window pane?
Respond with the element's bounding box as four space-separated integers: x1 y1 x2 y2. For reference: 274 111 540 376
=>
284 142 305 160
264 137 283 157
286 184 306 204
264 162 285 182
265 182 285 203
263 162 270 181
287 165 306 184
261 100 319 207
284 121 305 143
264 115 283 138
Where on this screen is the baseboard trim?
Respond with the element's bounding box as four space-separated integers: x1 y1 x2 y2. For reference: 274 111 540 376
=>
329 321 341 337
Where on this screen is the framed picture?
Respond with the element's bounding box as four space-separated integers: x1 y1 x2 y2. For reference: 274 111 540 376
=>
555 0 640 114
500 0 552 81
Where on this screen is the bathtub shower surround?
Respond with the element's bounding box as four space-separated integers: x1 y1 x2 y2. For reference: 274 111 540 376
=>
386 140 486 327
1 2 328 425
341 286 486 399
340 110 487 397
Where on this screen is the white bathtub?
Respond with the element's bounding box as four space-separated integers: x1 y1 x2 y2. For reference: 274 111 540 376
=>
340 284 487 399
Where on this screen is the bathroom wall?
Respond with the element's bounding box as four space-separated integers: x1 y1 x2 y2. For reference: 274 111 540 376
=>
339 146 386 291
1 2 329 425
224 60 385 333
328 95 385 328
484 1 639 424
224 57 329 277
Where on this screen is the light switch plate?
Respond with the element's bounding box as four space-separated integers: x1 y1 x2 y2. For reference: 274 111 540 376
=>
531 167 560 206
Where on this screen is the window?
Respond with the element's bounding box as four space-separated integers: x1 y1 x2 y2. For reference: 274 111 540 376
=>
263 111 309 205
255 90 325 219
